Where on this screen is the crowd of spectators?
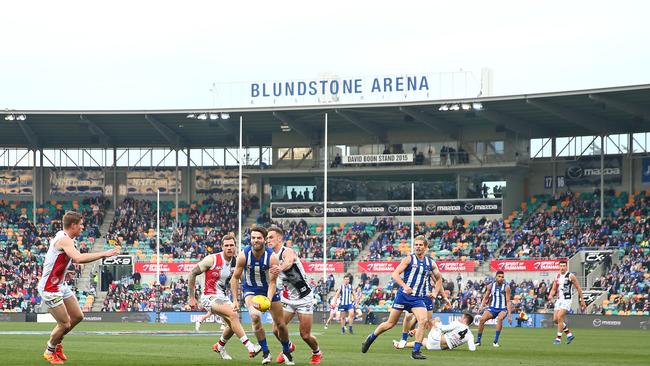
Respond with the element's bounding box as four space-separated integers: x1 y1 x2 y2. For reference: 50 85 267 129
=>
101 277 191 312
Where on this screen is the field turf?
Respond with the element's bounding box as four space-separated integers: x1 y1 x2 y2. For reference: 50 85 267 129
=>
0 322 648 365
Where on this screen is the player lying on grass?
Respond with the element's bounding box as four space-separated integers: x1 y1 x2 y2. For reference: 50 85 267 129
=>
393 313 476 352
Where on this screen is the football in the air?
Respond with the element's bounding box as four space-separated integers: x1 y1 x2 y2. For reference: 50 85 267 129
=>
252 295 271 312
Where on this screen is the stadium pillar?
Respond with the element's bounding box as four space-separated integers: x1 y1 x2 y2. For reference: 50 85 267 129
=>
39 149 44 205
32 149 37 222
628 133 634 195
113 148 117 206
175 149 179 226
186 148 191 204
551 138 557 195
600 135 605 218
323 113 328 284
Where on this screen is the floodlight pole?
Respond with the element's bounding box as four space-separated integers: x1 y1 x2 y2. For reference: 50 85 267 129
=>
323 113 328 284
411 183 415 254
156 189 161 323
238 116 243 251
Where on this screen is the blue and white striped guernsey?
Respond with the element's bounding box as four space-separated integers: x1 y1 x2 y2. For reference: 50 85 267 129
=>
242 246 273 292
339 284 354 306
490 282 507 309
400 254 434 297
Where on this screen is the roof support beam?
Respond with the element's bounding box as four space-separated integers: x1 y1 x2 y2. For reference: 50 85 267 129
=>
476 109 548 137
589 94 650 122
272 111 316 141
144 114 186 148
335 109 387 141
80 115 112 146
526 98 609 134
16 120 39 149
398 107 459 140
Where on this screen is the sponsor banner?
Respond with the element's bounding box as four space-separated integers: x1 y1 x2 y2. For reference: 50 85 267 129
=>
195 169 249 195
357 261 400 273
490 259 566 272
135 262 197 273
102 255 133 266
271 199 501 219
358 261 474 273
584 250 612 264
50 170 104 196
643 158 650 183
0 169 32 195
127 169 181 194
303 262 344 273
540 314 649 330
564 156 622 186
343 153 413 165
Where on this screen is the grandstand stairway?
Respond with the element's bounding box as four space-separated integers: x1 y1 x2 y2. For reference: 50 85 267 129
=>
76 208 115 312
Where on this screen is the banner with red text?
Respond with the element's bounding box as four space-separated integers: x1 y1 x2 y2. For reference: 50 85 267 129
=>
303 262 345 273
490 259 566 272
135 262 197 273
358 260 474 273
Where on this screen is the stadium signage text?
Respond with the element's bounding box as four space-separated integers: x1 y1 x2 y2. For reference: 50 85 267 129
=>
251 75 429 99
135 262 197 273
303 262 344 273
564 157 622 186
342 154 413 164
271 199 502 219
358 260 474 273
102 255 133 265
489 259 566 272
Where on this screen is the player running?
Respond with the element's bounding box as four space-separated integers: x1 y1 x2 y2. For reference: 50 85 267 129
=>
332 274 356 334
188 234 261 360
361 235 442 360
476 270 512 347
267 227 323 365
547 260 586 345
324 297 338 329
39 211 120 365
394 313 476 352
231 227 294 365
395 276 446 349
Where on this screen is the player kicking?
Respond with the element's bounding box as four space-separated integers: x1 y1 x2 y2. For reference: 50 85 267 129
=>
476 270 512 347
267 227 323 365
39 211 120 365
332 274 356 334
231 227 294 365
188 235 261 360
548 260 586 345
394 313 476 352
361 235 442 360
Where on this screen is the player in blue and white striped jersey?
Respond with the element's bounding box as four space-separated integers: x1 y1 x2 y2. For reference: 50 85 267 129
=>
332 275 356 334
361 235 442 360
476 270 512 347
231 227 294 365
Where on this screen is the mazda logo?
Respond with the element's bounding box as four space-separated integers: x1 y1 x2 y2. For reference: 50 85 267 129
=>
567 166 583 179
275 207 286 215
350 205 361 214
593 319 602 327
425 204 436 213
388 205 399 214
464 203 474 212
314 206 324 215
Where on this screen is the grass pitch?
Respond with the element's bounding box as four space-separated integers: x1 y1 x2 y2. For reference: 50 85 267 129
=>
0 322 648 365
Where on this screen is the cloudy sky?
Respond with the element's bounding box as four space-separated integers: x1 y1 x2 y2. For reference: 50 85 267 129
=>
1 0 648 110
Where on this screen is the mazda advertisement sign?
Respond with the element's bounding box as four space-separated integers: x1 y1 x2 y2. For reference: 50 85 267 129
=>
271 199 502 219
564 156 622 186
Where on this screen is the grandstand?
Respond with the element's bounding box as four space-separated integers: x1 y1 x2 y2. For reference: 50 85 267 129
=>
0 85 649 346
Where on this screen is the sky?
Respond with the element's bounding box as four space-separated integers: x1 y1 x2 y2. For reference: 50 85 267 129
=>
1 0 649 110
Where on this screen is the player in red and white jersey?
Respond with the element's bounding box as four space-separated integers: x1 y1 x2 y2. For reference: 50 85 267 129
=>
188 235 261 360
548 260 586 345
39 211 120 365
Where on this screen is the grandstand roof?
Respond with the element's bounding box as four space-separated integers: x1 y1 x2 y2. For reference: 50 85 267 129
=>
2 84 650 149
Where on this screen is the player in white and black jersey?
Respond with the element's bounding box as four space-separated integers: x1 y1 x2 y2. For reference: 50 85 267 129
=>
547 261 586 345
395 313 476 352
268 227 322 365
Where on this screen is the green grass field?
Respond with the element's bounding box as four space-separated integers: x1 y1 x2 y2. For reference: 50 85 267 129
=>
0 322 648 366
